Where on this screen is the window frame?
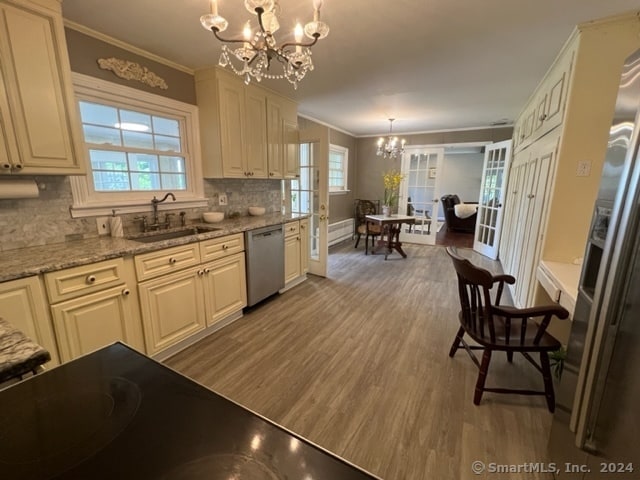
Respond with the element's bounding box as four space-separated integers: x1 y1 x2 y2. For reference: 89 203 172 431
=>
328 144 349 194
69 73 206 218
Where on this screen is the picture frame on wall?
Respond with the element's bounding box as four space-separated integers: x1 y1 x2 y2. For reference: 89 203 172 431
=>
428 167 437 179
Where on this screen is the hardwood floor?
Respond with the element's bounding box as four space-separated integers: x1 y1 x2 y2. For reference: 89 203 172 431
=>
436 226 474 248
166 241 553 480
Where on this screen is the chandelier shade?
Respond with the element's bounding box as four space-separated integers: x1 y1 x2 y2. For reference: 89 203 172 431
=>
377 119 406 159
200 0 329 89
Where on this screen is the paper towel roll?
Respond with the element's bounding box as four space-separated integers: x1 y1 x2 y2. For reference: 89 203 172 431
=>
0 179 39 199
110 215 123 238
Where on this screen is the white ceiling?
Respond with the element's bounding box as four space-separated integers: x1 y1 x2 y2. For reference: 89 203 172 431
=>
61 0 640 137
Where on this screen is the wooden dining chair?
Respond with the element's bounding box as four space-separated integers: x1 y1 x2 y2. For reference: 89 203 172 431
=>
445 247 569 412
354 199 382 254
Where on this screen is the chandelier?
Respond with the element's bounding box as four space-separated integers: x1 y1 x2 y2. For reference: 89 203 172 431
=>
377 119 406 159
200 0 329 89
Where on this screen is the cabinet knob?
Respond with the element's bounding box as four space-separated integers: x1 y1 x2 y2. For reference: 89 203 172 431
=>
527 194 535 199
539 113 547 121
222 244 229 250
300 224 305 229
13 163 23 170
204 268 211 274
2 163 11 170
86 275 97 284
122 288 131 296
269 172 274 177
169 257 177 264
198 270 205 276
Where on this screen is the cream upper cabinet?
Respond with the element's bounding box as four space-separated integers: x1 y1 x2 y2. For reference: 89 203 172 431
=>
245 85 269 178
45 257 144 362
283 119 300 179
0 0 84 175
196 67 296 179
0 275 60 366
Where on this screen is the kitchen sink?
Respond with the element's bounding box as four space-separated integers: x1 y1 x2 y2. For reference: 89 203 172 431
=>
127 226 222 243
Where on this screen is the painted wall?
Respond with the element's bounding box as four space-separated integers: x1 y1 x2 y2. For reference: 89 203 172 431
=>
438 151 484 217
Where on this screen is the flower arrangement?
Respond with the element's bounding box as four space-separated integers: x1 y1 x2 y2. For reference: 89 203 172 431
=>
382 169 404 208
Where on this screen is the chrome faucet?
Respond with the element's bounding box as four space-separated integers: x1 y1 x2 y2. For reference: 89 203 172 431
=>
149 192 176 230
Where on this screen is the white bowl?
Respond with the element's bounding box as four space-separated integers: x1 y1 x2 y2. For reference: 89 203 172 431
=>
248 206 266 216
202 211 224 223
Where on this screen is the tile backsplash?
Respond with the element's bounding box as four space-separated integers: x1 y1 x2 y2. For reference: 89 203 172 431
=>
0 176 283 252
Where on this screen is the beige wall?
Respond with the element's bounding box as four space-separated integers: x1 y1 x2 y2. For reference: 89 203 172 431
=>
355 127 513 204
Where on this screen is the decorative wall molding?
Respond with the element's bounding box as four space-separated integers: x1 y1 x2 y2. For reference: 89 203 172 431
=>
97 57 169 90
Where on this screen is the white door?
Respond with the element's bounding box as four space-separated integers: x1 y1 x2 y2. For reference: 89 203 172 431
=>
399 147 444 245
473 140 512 259
297 126 329 277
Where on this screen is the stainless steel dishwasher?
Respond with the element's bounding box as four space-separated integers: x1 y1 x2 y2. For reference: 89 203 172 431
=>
244 224 284 307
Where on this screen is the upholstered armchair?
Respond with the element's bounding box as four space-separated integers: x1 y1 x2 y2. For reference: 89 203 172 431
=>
441 194 478 233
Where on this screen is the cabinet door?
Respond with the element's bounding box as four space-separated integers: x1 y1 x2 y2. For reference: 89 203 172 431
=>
500 154 529 276
217 74 246 178
138 267 205 355
266 96 284 178
203 252 247 326
50 284 143 362
0 2 83 174
284 232 301 284
514 138 558 307
283 120 300 179
0 71 19 173
0 276 60 365
300 218 309 274
245 86 268 178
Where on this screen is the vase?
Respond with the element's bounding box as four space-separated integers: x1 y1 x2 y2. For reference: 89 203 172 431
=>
382 205 392 217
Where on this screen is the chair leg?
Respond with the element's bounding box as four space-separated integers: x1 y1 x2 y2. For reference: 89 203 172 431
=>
354 233 361 248
506 351 514 363
540 351 555 413
449 327 465 357
474 349 492 406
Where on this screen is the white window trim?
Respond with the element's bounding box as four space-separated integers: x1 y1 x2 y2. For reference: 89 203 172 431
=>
69 73 207 218
329 144 349 193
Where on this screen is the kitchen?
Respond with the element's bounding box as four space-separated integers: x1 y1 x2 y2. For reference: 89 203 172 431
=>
1 0 640 479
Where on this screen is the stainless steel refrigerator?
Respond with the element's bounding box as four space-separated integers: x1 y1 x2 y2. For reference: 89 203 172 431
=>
548 48 640 477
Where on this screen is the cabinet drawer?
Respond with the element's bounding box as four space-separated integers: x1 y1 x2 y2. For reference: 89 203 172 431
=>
135 244 201 282
44 258 126 303
284 221 299 238
200 233 244 261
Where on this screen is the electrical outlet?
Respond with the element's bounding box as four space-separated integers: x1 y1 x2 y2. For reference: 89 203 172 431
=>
577 160 591 177
219 193 228 206
96 217 111 235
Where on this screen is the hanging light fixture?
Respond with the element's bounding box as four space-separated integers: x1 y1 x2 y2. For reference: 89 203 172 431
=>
377 119 406 159
200 0 329 89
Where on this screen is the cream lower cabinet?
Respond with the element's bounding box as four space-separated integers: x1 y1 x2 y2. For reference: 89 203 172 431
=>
283 219 309 289
202 253 246 326
137 267 206 355
45 257 144 362
284 221 302 285
136 234 247 356
0 276 60 366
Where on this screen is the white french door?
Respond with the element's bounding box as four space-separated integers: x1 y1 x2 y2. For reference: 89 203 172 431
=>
399 147 444 245
297 126 329 277
473 140 512 259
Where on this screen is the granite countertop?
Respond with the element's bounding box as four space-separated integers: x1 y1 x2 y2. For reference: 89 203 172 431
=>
1 213 308 283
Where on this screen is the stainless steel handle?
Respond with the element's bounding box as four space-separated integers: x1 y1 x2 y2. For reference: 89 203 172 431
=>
122 288 131 296
86 275 96 284
169 257 177 264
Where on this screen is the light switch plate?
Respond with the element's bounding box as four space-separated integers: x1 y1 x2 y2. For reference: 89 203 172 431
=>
96 217 111 235
577 160 591 177
219 193 228 206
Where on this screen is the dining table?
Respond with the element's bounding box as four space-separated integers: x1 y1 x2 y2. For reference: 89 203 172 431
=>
365 214 416 260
